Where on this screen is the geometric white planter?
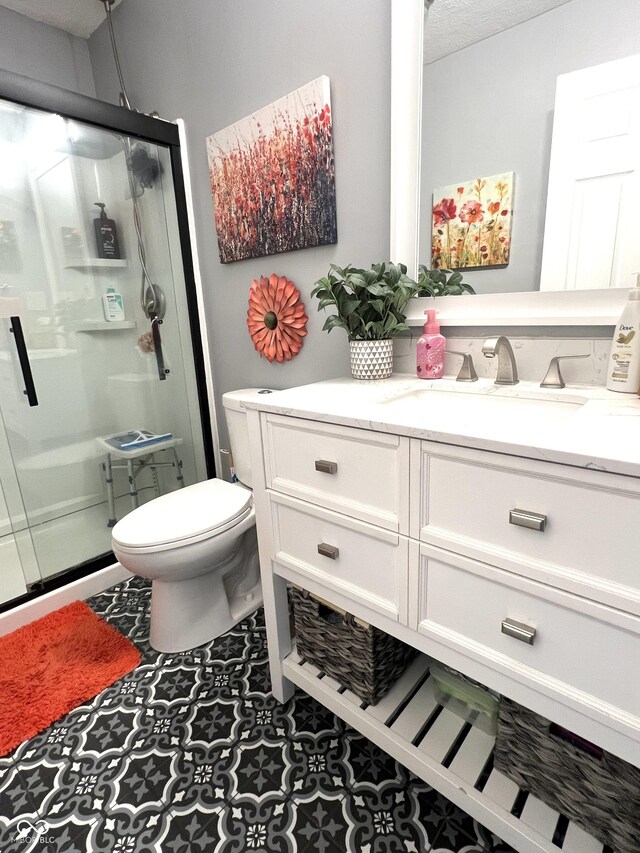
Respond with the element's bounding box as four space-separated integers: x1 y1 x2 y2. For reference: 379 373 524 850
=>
350 339 394 379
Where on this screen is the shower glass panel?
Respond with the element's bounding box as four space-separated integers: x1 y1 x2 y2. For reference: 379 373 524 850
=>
0 95 209 590
0 406 40 604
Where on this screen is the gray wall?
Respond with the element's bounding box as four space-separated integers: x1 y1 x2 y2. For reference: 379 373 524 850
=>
420 0 640 294
88 0 391 445
0 6 95 96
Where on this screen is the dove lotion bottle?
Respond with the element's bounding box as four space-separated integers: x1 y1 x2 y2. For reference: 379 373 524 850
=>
606 285 640 392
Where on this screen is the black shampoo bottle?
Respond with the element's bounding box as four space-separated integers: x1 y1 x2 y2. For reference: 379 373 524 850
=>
93 203 121 259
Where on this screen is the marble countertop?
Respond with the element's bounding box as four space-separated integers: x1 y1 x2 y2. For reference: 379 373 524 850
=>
245 373 640 478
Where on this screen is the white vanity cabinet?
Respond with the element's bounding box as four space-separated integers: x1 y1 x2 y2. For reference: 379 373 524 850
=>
262 414 411 622
269 492 409 622
248 404 640 853
263 414 410 533
410 441 640 615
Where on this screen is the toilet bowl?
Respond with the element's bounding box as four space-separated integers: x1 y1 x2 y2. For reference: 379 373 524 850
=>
111 388 270 653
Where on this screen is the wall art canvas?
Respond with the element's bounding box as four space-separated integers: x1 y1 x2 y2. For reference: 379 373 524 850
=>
206 76 337 264
431 172 514 269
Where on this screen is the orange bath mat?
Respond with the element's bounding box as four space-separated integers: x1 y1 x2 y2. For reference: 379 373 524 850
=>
0 600 140 756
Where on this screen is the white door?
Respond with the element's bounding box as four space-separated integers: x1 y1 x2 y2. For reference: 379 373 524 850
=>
540 53 640 291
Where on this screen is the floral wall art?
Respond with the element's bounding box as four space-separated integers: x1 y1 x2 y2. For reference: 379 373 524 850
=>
431 172 514 270
206 76 337 264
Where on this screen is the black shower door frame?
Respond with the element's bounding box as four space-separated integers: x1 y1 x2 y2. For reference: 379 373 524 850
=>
0 69 215 607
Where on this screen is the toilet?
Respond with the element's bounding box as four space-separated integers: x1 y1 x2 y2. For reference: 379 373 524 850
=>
111 388 269 652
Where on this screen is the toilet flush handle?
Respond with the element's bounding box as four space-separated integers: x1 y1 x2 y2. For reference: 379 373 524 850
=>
220 448 236 481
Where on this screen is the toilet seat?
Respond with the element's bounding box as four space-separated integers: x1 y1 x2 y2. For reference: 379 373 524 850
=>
112 478 252 552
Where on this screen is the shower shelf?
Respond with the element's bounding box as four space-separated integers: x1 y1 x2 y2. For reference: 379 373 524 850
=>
65 259 128 271
75 320 136 332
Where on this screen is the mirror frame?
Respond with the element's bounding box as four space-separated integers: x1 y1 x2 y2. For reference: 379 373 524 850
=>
390 0 629 326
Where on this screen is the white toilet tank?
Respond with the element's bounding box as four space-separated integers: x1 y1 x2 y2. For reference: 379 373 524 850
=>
222 389 274 488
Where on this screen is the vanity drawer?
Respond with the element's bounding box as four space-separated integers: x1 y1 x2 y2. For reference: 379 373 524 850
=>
263 414 409 533
269 492 408 621
415 547 640 718
413 441 640 615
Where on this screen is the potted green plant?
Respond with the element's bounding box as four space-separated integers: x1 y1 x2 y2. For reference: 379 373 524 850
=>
311 261 419 379
416 265 475 296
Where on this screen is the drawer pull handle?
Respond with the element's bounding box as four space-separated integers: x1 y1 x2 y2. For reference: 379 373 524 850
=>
317 543 339 560
315 459 338 475
501 618 536 645
509 508 547 532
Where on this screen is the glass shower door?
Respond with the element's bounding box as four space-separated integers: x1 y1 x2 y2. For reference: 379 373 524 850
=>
0 406 41 604
0 97 208 585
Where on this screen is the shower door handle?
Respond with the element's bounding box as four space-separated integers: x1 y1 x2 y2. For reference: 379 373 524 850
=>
9 316 38 407
150 315 168 381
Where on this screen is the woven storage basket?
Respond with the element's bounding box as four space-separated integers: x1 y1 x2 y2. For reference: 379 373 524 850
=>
494 697 640 853
290 588 416 705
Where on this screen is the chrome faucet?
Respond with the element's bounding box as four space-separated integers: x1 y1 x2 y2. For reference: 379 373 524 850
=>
482 336 519 385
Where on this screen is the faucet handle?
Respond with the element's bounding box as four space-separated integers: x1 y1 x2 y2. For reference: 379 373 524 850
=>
540 354 589 389
447 350 478 382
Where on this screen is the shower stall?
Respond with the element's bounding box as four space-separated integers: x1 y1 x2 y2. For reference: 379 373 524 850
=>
0 70 214 609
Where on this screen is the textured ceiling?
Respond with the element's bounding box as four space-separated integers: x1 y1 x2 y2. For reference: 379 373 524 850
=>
0 0 575 49
425 0 575 63
0 0 123 38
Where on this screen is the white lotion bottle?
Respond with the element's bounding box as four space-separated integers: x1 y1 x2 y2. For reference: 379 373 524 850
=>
606 284 640 393
102 285 125 322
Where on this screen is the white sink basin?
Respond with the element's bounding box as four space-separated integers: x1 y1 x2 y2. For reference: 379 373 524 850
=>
378 383 588 435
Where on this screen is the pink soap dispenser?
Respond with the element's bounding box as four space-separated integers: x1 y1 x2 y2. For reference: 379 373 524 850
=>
417 309 445 379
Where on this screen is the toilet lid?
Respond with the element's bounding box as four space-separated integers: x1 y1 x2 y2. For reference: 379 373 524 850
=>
112 478 252 549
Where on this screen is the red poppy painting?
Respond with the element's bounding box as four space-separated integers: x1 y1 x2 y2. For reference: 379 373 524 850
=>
206 76 337 264
431 172 514 269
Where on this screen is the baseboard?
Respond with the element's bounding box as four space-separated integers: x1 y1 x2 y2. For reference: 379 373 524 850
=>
0 562 129 638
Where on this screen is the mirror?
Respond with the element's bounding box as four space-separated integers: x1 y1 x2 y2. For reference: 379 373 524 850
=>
419 0 640 296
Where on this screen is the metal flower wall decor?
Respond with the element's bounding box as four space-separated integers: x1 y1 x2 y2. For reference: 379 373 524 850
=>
247 274 308 363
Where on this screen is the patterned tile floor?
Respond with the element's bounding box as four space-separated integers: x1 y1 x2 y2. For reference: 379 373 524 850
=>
0 578 517 852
